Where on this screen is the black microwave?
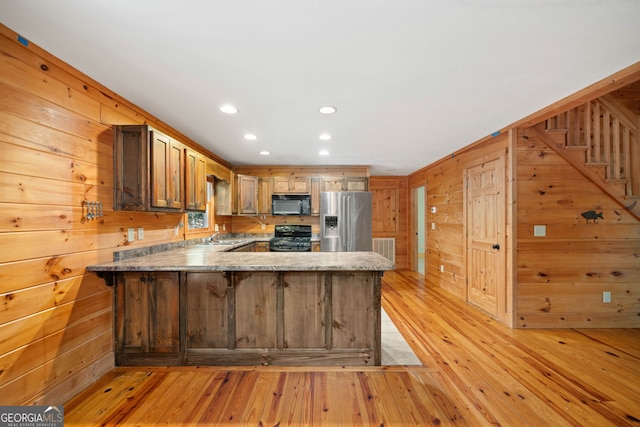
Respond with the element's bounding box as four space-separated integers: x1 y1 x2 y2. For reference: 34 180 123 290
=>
272 194 311 216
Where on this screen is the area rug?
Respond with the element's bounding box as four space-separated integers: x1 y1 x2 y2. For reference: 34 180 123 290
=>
381 308 422 365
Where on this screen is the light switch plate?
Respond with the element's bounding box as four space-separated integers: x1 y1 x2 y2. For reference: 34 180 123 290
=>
127 228 135 241
533 225 546 237
138 227 144 240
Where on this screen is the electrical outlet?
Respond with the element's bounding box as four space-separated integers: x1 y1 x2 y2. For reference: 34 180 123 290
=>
127 228 135 241
431 222 436 230
174 225 179 236
261 223 266 230
603 291 611 303
138 227 144 240
440 265 444 273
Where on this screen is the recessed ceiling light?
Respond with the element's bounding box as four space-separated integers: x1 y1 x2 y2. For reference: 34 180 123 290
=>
319 133 331 141
319 149 330 156
319 106 337 115
220 104 238 114
259 150 270 156
244 133 257 140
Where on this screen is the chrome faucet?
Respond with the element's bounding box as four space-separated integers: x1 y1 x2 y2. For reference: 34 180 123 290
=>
206 232 219 243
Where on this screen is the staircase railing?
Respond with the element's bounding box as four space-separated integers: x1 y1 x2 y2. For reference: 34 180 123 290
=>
545 98 639 197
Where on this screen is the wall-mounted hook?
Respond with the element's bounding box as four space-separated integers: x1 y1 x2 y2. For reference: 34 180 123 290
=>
84 201 103 220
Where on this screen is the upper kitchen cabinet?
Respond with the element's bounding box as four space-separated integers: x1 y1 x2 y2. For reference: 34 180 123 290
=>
151 131 184 210
258 178 272 215
272 176 311 194
185 148 207 211
208 160 233 216
114 125 186 212
236 174 259 215
322 176 368 192
213 177 232 216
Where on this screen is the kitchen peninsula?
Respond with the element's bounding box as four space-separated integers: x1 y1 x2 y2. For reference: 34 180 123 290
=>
88 242 394 367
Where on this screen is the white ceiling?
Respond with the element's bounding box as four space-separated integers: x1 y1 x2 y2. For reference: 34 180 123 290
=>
1 1 639 175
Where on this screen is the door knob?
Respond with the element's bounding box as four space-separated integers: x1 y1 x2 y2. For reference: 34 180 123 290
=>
492 243 500 250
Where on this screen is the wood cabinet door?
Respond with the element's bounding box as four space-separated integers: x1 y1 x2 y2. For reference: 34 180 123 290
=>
346 177 368 191
114 125 148 211
117 272 150 354
322 177 345 192
151 131 184 209
255 241 270 252
272 176 310 193
466 157 505 318
290 177 310 193
116 272 180 358
272 176 291 193
237 174 258 215
185 149 207 211
310 178 321 215
258 178 272 214
167 139 184 209
213 177 232 216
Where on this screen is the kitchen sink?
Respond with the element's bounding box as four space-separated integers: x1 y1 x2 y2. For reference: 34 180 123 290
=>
198 239 247 246
211 240 246 245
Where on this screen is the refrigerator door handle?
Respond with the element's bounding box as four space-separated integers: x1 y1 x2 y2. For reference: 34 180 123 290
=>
341 195 348 251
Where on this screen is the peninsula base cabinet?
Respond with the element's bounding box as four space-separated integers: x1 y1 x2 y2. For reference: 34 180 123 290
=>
109 270 381 366
114 272 181 366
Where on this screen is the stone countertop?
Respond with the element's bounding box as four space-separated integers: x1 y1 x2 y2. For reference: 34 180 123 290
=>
87 241 395 272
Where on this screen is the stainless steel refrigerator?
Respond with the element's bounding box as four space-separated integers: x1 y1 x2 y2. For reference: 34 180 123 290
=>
320 191 372 252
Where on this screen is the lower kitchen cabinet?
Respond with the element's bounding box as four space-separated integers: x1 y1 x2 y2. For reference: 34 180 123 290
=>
255 241 270 252
108 269 381 366
114 272 181 365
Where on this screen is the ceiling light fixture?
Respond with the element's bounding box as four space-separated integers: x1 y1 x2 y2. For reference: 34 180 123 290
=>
244 133 257 140
259 150 270 156
319 149 330 156
220 104 238 114
319 106 337 115
319 133 331 141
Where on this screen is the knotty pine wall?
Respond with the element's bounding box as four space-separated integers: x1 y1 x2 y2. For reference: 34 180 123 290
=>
515 127 640 328
408 136 510 302
408 118 639 328
0 24 233 404
369 176 409 270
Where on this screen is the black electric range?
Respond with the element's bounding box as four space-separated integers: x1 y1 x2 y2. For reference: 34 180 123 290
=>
269 224 312 252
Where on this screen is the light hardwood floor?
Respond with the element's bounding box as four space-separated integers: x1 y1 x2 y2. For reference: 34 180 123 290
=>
64 270 640 426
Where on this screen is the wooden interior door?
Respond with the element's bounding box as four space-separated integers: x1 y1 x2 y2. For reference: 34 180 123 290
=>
466 157 505 317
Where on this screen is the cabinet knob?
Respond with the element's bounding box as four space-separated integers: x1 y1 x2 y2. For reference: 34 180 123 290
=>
492 243 500 250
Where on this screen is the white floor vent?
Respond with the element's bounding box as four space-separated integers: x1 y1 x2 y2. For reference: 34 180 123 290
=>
373 238 395 263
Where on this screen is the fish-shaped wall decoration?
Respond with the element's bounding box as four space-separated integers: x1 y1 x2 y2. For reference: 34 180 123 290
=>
581 210 603 224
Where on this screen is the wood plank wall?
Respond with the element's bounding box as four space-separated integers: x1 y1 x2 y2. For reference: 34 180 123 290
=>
0 24 229 405
515 127 640 328
407 119 639 329
369 176 409 269
408 137 509 300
